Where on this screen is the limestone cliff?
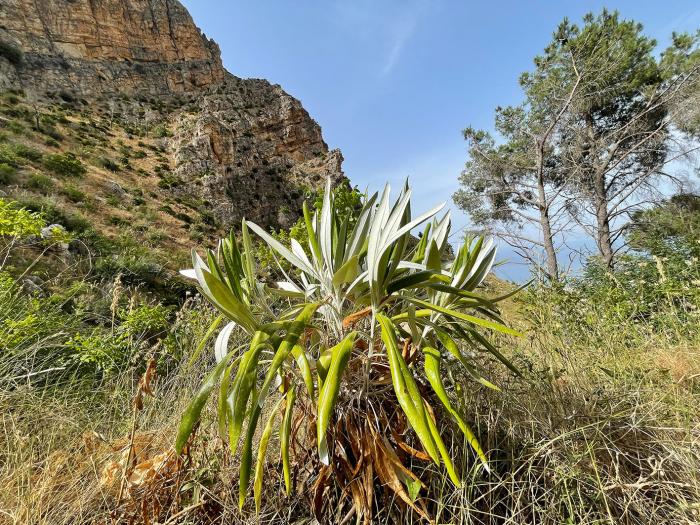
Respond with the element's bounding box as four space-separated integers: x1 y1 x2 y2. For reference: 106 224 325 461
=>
0 0 345 231
0 0 225 95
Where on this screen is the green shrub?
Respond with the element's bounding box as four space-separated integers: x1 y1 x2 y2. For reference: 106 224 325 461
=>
0 198 44 237
41 126 63 142
199 210 218 227
25 173 54 192
7 120 25 134
1 93 21 106
176 182 515 513
120 304 173 338
0 144 20 166
0 162 17 184
60 184 87 203
66 332 127 373
153 125 172 138
107 215 128 227
16 196 90 233
0 144 42 168
99 157 120 172
12 143 42 162
94 250 169 294
188 222 205 241
157 173 182 189
43 153 86 177
0 41 24 66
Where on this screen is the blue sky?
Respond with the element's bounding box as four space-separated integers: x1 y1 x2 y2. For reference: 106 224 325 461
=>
181 0 700 281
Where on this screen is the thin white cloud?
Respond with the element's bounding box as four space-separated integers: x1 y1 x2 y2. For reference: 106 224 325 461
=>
332 0 429 78
380 6 424 76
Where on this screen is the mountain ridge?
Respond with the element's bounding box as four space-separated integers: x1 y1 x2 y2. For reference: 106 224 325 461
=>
0 0 345 240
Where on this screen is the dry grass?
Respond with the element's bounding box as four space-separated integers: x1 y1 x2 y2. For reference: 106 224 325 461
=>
427 311 700 525
2 298 699 524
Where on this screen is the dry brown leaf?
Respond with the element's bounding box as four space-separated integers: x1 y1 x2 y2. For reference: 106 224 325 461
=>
312 465 331 519
134 358 157 410
342 306 372 329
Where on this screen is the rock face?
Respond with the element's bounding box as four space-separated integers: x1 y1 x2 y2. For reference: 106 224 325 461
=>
172 78 345 228
0 0 225 95
0 0 345 229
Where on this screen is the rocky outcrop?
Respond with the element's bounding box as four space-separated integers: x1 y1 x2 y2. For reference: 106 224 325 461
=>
0 0 346 230
0 0 225 96
172 77 345 228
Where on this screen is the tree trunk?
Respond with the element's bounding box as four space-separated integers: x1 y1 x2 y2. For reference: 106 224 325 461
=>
539 205 559 280
593 172 614 268
536 171 559 281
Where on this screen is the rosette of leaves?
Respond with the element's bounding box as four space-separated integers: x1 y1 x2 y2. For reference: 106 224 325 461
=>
176 180 523 522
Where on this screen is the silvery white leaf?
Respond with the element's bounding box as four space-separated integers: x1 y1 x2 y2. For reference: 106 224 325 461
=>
214 321 237 363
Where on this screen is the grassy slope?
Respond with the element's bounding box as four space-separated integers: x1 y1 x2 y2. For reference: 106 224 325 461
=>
0 90 225 273
1 281 698 524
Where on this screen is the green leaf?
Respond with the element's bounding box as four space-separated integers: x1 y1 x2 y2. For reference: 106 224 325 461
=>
227 330 272 455
303 200 322 266
175 353 234 454
281 386 296 494
435 329 501 391
247 221 318 277
467 328 521 377
292 344 315 398
332 254 360 287
254 396 283 513
377 314 441 464
423 346 490 471
239 400 262 510
217 356 239 441
316 331 357 464
406 298 522 337
423 396 461 486
386 270 436 295
256 303 320 406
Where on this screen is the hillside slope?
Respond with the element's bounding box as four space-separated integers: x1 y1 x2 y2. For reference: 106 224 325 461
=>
0 0 345 262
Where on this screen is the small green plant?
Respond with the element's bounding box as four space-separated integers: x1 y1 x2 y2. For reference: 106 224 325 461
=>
7 120 25 134
0 198 44 238
60 184 87 203
43 152 86 177
0 144 42 168
99 157 120 172
11 144 42 162
153 125 172 138
0 162 16 184
0 144 21 166
0 41 24 65
157 173 182 189
25 173 54 192
120 304 173 338
66 332 127 373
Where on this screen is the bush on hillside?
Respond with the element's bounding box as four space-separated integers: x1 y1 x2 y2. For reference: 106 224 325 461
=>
0 198 44 238
0 41 23 66
25 173 54 192
43 152 87 177
0 162 17 184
